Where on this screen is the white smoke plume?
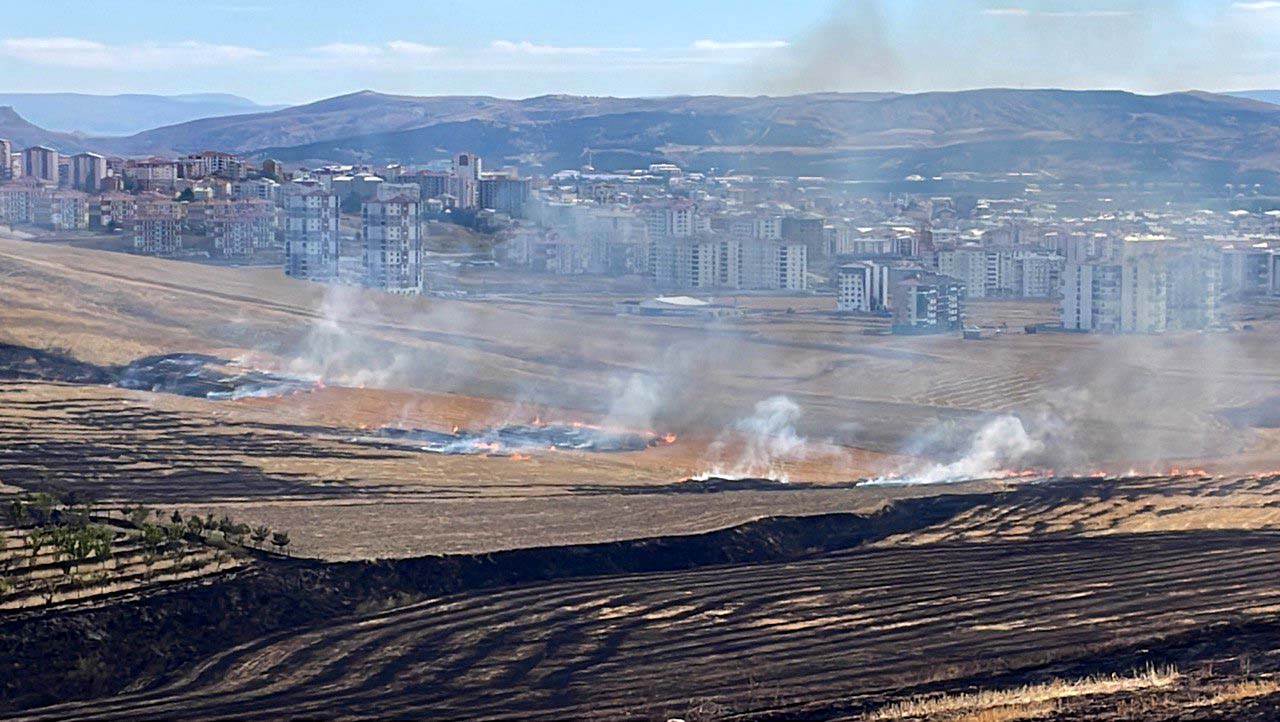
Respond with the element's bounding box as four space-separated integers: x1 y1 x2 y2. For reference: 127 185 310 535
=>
899 414 1045 485
702 395 842 482
604 372 665 430
286 285 413 388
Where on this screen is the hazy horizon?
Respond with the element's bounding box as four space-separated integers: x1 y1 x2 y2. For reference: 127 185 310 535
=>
2 0 1279 104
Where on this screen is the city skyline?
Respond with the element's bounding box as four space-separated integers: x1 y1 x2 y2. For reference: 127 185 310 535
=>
0 0 1278 104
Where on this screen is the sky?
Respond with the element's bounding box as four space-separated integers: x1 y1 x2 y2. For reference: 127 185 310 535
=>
0 0 1277 104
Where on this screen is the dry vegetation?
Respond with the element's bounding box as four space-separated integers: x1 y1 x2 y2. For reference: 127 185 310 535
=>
862 666 1179 721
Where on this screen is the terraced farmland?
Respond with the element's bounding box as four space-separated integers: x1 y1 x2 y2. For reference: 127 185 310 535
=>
15 530 1280 721
0 520 243 611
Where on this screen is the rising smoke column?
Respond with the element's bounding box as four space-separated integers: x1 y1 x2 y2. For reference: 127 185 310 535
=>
899 414 1045 484
703 395 843 481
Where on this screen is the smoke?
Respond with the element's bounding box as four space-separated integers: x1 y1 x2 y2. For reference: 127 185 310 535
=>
900 414 1045 485
748 0 1259 96
756 0 903 95
702 395 842 482
604 372 664 430
287 284 413 388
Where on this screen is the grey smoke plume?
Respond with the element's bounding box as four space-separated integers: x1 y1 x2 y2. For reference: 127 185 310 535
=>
757 0 903 95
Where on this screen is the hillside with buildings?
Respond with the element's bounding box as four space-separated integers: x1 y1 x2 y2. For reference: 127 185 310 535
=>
3 89 1280 185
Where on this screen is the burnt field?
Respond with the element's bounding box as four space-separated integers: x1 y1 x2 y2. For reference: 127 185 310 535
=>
7 490 1280 721
7 236 1280 719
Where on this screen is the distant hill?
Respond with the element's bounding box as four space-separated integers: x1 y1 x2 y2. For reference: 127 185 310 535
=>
238 89 1280 186
6 89 1280 186
0 93 288 136
0 107 90 153
1228 90 1280 106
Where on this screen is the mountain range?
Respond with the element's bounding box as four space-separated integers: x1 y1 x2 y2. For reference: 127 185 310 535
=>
2 88 1279 186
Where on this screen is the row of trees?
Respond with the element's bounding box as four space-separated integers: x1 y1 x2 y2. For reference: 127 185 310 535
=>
2 490 294 605
118 505 291 556
2 492 119 602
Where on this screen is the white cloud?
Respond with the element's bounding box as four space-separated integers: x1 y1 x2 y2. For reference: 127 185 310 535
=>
1233 0 1280 9
385 40 441 56
304 41 442 68
489 40 642 55
691 39 791 51
311 42 385 59
982 7 1134 18
0 37 265 69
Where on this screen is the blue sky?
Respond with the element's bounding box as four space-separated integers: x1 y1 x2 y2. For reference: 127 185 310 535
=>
1 0 1277 103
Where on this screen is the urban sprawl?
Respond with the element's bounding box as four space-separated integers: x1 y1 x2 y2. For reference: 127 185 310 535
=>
0 139 1276 335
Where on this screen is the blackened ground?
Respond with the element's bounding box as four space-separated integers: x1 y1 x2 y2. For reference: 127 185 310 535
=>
0 343 113 384
0 493 984 713
14 529 1280 721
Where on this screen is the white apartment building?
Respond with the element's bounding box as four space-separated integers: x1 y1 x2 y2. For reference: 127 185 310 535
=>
837 261 890 312
649 235 739 289
938 247 1063 299
643 200 697 239
34 190 89 230
1062 244 1168 334
0 179 44 224
361 195 421 292
283 185 340 281
230 178 280 202
741 239 808 291
125 159 179 192
937 247 988 298
132 213 183 256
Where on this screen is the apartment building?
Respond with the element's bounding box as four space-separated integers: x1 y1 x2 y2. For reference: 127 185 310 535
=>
283 185 340 281
0 139 11 180
34 190 90 230
1062 240 1177 334
837 261 891 313
69 152 107 192
478 173 531 218
361 195 421 292
649 235 740 289
94 192 137 229
132 198 184 256
643 199 699 239
189 198 276 257
180 151 243 180
0 179 45 224
125 158 179 193
21 146 59 184
891 272 965 335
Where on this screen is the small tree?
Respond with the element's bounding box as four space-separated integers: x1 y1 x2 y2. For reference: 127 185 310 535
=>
24 528 50 569
250 525 270 550
270 531 291 557
129 505 152 527
5 498 28 527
